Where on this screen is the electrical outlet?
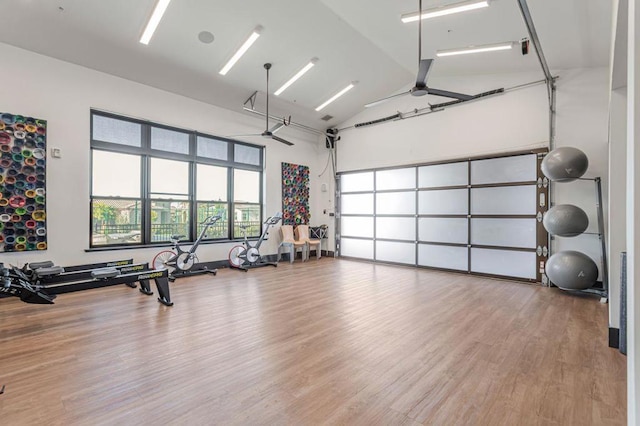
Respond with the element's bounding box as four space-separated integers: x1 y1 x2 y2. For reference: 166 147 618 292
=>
51 147 62 158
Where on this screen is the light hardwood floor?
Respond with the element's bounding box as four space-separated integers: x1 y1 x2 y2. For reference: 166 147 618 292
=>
0 258 626 425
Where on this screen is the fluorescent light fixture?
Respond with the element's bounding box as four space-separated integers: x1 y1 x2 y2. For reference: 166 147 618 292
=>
437 41 514 57
401 0 489 23
219 26 263 75
140 0 172 45
274 58 318 96
316 82 356 112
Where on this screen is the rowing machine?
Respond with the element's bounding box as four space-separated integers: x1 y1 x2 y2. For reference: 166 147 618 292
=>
1 262 174 306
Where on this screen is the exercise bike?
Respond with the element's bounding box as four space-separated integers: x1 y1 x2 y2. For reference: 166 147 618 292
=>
228 212 282 271
152 215 222 281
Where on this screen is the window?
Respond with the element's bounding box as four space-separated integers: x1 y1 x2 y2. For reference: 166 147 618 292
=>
90 111 263 247
91 151 142 246
196 164 228 239
150 158 190 242
233 169 261 238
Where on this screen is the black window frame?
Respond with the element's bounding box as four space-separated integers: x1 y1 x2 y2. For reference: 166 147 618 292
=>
89 110 264 249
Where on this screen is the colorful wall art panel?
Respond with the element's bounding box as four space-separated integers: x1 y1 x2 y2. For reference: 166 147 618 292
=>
281 162 310 225
0 112 47 252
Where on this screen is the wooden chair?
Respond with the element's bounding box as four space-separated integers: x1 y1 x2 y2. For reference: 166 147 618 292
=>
296 225 321 260
278 225 307 263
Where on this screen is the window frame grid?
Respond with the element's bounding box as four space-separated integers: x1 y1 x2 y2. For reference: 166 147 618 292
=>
89 110 264 248
336 149 548 283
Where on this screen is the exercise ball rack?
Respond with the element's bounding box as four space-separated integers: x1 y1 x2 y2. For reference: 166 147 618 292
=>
562 176 609 302
542 147 609 303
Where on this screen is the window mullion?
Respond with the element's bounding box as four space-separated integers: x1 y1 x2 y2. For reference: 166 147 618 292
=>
228 166 234 240
142 123 151 244
189 160 196 241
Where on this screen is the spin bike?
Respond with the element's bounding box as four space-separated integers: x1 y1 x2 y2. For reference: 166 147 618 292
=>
228 212 282 271
152 215 222 281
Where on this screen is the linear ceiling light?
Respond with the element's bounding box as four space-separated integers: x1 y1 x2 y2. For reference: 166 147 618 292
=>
140 0 172 45
437 41 513 57
274 58 319 96
315 82 356 112
219 26 263 76
401 0 489 23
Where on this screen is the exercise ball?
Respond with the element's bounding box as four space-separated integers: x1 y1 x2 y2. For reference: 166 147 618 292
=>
545 251 598 290
541 147 589 182
543 204 589 237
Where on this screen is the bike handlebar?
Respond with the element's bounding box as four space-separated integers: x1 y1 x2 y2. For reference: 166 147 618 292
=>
264 212 283 225
200 215 223 225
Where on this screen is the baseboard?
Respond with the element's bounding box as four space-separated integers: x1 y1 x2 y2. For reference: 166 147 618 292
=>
170 251 336 270
609 327 620 349
268 250 335 263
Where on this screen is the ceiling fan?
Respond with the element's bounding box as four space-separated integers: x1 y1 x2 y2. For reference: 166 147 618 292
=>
231 63 294 146
260 63 294 146
365 0 473 108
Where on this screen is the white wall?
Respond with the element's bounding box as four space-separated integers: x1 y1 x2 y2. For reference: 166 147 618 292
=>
336 71 549 171
0 42 326 266
627 0 640 422
609 87 627 330
553 69 610 284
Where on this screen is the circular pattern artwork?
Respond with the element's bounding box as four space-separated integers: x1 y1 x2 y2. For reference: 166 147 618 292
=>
281 162 310 225
0 112 47 252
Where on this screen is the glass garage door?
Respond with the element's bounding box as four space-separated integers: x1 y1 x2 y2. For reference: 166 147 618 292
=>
337 151 549 282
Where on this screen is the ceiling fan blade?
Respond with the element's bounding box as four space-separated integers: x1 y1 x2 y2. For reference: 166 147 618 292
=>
271 135 294 146
364 90 411 108
268 122 284 134
226 133 261 137
416 59 433 86
426 87 473 101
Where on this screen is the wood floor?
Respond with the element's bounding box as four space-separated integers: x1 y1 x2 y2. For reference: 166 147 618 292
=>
0 258 626 425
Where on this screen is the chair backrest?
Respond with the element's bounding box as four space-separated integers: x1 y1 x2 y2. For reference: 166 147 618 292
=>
280 225 295 242
296 225 310 240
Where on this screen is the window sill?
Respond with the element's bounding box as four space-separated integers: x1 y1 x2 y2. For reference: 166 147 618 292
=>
85 238 262 252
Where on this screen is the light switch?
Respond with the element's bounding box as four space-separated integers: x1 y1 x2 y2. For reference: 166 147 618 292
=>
51 148 62 158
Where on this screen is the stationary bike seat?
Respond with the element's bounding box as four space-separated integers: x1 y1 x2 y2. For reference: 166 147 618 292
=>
170 234 185 241
29 261 55 270
91 268 119 279
35 266 65 277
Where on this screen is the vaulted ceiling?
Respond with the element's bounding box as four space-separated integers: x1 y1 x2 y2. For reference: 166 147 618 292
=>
0 0 612 131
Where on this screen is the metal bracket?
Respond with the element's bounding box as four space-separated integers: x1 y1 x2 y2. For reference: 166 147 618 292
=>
543 246 548 257
536 212 543 222
537 177 549 188
243 91 258 110
542 274 549 286
537 246 542 256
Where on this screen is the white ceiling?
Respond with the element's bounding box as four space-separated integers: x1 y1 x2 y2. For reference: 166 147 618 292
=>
0 0 612 131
